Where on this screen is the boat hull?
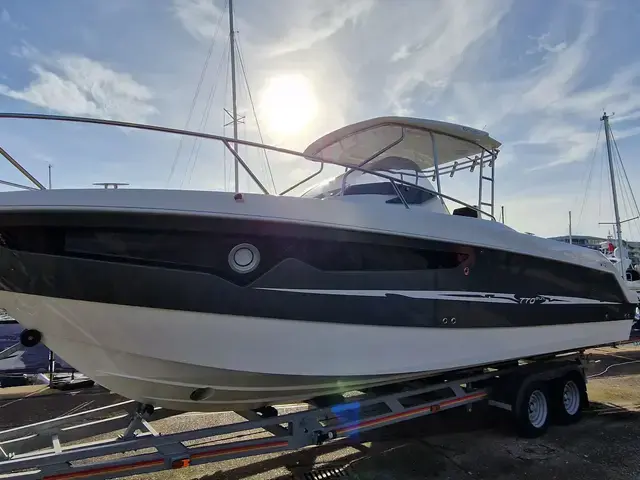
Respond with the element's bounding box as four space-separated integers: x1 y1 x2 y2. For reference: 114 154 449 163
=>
0 191 635 411
0 291 632 412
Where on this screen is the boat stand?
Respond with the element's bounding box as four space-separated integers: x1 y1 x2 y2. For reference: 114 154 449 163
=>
0 355 587 480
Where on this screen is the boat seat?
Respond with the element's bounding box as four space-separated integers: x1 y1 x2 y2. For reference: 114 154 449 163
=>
452 206 478 218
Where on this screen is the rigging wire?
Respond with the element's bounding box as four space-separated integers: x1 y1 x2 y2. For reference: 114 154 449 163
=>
618 168 638 245
235 33 277 194
223 42 231 191
598 135 607 231
611 129 640 240
611 144 631 241
612 131 640 214
222 111 227 191
182 43 230 188
243 120 248 191
576 122 602 227
166 0 228 187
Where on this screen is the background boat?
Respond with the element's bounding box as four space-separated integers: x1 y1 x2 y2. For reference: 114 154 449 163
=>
1 312 73 375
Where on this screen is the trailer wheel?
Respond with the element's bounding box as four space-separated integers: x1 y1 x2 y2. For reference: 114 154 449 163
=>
550 373 587 425
514 382 550 438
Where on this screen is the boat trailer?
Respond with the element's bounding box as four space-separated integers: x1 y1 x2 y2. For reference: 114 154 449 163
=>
0 354 589 479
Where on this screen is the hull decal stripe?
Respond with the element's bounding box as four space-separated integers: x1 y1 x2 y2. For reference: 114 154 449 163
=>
256 288 618 305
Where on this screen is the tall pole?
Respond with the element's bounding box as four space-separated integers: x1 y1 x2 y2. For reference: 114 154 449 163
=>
568 211 572 245
228 0 239 193
46 160 54 383
602 112 624 278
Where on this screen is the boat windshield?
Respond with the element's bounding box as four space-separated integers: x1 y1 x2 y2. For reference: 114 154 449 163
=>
300 156 422 198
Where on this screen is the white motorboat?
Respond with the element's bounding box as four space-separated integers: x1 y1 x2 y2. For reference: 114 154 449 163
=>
597 239 640 301
0 113 635 412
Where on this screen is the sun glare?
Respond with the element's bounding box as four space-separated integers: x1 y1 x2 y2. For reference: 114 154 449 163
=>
260 74 318 136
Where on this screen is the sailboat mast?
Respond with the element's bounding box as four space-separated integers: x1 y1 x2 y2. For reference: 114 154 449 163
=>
602 112 624 277
228 0 239 193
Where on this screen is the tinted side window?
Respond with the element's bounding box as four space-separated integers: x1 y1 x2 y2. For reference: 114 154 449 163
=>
63 229 466 272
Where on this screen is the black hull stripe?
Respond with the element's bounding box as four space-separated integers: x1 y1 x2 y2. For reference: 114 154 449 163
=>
0 210 634 329
0 211 630 303
0 250 634 329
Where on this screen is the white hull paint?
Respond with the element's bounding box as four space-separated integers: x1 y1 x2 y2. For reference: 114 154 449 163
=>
0 291 632 412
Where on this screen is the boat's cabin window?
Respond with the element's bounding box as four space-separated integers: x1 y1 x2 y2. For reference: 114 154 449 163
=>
302 187 342 200
300 156 442 207
342 182 438 205
300 176 341 199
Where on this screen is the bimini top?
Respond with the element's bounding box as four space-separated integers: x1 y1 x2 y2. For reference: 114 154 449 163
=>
303 116 501 171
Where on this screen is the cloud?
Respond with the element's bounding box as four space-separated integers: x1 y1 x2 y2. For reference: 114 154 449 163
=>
511 5 640 128
439 3 601 133
166 0 638 201
267 0 374 56
516 5 598 115
172 0 227 41
0 52 156 121
546 64 640 119
390 45 411 62
384 0 512 116
9 42 40 60
172 0 375 60
509 56 640 169
364 0 640 238
525 33 567 55
1 8 24 30
399 2 640 175
519 120 600 171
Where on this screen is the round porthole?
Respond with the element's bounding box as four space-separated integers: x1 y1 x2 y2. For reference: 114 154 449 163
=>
228 243 260 274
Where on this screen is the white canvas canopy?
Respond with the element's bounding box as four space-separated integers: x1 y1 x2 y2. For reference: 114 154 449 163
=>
303 116 501 171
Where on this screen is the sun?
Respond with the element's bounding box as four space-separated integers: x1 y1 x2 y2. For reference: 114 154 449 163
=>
260 74 318 135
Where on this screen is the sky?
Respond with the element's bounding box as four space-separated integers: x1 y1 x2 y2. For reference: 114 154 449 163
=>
1 0 640 239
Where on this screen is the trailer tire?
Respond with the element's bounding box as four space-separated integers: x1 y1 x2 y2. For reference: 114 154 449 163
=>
514 381 550 438
550 373 587 425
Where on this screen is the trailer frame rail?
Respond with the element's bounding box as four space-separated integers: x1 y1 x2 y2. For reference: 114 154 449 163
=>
0 354 588 480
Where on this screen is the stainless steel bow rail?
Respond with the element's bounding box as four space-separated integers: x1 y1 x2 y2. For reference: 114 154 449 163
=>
0 354 589 480
0 112 497 221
